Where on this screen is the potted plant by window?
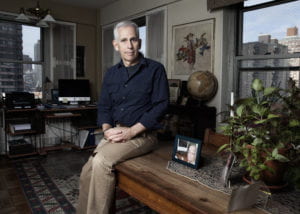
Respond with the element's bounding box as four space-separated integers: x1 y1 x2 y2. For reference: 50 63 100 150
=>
218 79 300 188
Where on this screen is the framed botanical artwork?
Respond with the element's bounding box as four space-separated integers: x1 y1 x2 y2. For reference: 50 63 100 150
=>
172 19 215 80
172 135 203 169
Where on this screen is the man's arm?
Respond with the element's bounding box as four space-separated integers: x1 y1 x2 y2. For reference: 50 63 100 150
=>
138 64 169 129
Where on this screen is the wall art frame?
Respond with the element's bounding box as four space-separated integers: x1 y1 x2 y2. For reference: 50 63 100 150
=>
172 18 215 80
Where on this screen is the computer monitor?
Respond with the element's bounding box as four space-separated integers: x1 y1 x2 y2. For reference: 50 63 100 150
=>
58 79 91 105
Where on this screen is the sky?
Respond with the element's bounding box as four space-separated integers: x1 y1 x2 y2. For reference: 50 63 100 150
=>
243 0 300 42
22 25 40 59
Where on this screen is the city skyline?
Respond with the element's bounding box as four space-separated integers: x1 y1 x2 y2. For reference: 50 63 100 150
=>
244 0 300 42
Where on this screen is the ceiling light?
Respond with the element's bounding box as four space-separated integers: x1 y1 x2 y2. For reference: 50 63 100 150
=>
16 1 56 27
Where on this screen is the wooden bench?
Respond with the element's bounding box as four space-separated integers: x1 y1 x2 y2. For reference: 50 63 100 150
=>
115 136 264 214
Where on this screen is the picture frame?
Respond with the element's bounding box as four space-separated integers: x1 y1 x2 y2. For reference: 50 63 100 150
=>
172 19 215 80
168 79 181 104
172 135 203 169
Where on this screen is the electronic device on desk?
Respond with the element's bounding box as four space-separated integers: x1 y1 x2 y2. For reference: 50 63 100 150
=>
9 123 32 133
4 92 35 109
9 139 34 155
58 79 91 105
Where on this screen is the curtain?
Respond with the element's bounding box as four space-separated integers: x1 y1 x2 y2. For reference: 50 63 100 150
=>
207 0 244 11
50 22 76 88
146 9 166 65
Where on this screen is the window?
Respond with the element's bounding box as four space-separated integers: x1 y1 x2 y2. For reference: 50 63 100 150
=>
132 16 147 56
236 0 300 98
0 20 43 98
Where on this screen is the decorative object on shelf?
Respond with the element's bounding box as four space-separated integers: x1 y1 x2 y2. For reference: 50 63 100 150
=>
172 135 203 169
172 19 214 79
168 79 181 104
15 1 55 27
218 78 300 188
186 70 218 103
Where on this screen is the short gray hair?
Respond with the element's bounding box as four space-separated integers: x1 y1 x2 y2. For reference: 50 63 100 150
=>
113 20 139 40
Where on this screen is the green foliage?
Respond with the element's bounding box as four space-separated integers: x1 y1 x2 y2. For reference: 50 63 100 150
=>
219 78 300 182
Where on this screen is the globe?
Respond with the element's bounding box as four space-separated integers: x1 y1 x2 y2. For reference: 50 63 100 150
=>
187 71 218 102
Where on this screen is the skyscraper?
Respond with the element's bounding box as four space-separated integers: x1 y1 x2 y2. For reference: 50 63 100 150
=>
0 22 24 92
280 27 300 86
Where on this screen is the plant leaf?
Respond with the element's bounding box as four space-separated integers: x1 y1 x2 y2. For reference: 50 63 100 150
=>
267 114 279 119
289 119 300 127
252 138 263 146
217 144 229 153
264 87 277 96
252 79 264 91
236 105 245 117
272 148 278 157
274 154 290 162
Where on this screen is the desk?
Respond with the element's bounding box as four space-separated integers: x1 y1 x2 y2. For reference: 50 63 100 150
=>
115 142 265 214
38 106 98 153
1 106 98 157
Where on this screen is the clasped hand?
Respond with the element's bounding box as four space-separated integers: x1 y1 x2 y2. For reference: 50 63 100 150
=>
104 127 134 143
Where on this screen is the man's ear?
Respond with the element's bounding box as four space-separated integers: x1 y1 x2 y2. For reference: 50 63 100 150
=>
112 40 119 51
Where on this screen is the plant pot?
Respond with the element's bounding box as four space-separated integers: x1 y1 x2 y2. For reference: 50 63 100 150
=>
245 145 289 186
261 159 287 186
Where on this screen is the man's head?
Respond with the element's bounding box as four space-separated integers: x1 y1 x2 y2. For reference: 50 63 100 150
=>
187 144 197 164
113 20 141 67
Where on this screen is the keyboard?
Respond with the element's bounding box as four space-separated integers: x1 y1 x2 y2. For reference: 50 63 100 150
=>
53 112 74 116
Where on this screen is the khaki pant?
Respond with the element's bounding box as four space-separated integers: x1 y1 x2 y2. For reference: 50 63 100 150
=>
76 131 157 214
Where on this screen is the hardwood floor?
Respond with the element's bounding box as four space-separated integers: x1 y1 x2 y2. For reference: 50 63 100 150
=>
0 155 31 214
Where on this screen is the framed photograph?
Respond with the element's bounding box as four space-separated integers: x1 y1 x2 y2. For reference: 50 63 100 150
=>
168 79 181 104
172 19 215 80
172 135 203 169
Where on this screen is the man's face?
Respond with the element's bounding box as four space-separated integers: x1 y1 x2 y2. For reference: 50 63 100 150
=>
187 144 197 164
113 26 141 67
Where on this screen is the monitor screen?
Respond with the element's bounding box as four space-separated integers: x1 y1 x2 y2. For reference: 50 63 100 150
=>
58 79 91 104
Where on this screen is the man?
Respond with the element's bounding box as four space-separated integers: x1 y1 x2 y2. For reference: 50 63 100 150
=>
76 20 169 214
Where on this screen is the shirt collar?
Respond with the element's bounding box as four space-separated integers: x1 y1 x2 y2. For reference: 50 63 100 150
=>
117 53 148 69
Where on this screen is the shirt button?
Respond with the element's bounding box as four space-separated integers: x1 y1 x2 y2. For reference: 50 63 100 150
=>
122 96 125 100
124 84 127 88
121 108 124 111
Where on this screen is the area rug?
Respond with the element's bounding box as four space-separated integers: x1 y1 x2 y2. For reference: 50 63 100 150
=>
167 154 300 214
14 150 156 214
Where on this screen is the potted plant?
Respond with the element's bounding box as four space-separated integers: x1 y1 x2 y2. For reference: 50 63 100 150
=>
218 78 300 187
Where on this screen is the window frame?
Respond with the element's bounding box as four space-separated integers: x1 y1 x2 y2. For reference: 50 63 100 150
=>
234 0 300 97
0 13 44 97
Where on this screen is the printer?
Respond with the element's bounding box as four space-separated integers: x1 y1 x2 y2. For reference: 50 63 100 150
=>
5 92 35 109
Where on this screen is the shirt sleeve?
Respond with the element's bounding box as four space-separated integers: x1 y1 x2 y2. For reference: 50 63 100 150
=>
97 72 114 127
138 64 169 129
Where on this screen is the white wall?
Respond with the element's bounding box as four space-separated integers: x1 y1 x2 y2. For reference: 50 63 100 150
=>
100 0 226 118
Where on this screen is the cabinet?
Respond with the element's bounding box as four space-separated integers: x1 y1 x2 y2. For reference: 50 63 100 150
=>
2 108 39 158
159 104 216 140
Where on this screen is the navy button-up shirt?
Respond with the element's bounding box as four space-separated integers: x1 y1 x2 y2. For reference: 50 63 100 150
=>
97 56 169 130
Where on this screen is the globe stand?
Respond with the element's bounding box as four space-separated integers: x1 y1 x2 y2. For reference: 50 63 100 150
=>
186 97 207 107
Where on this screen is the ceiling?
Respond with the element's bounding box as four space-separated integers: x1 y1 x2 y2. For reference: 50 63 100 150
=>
49 0 120 9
